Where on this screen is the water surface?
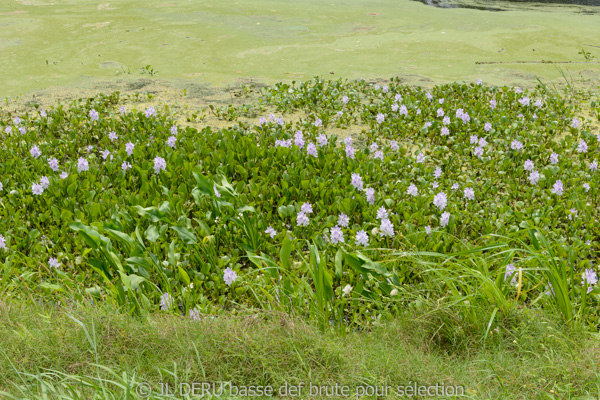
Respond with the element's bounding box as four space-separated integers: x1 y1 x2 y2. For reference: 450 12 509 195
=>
1 0 599 98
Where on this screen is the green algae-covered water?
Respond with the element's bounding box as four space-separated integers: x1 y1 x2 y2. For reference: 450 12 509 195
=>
1 0 599 97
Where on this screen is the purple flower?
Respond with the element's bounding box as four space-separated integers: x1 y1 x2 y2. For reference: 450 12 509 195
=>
478 138 487 147
518 96 530 106
391 103 399 112
355 230 369 247
153 156 166 174
510 140 523 151
443 116 450 125
40 176 50 189
582 268 598 293
301 202 313 214
376 207 388 220
48 158 59 172
125 142 135 156
473 147 484 158
464 187 474 201
120 106 126 114
351 173 363 191
551 179 564 196
390 140 399 151
294 130 305 149
535 99 543 108
314 117 323 127
490 99 497 109
590 161 598 172
167 136 177 148
30 145 41 159
145 106 156 118
89 109 99 121
407 183 418 197
571 118 580 129
223 267 238 286
433 191 447 211
213 184 221 198
330 226 345 244
441 126 450 136
524 160 534 171
514 87 522 94
345 145 355 159
296 212 309 227
317 134 328 147
0 234 6 250
370 142 379 152
108 131 118 141
416 153 425 163
373 150 384 160
258 117 267 126
121 161 132 171
484 122 492 132
550 152 559 165
376 113 385 124
306 143 318 157
437 108 445 117
434 167 442 179
160 293 175 310
265 226 277 238
440 212 450 227
60 171 68 179
452 183 459 191
48 257 60 268
366 188 375 205
504 264 518 287
32 183 44 195
399 105 408 116
425 226 431 235
577 139 588 153
338 213 350 227
77 157 89 172
470 135 479 145
170 125 178 135
342 95 349 104
379 218 395 237
528 170 540 185
426 92 433 100
395 94 403 102
275 139 292 148
584 183 591 192
101 149 111 160
18 127 26 135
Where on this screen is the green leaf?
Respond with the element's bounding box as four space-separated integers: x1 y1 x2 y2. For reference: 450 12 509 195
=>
171 225 197 245
145 225 160 242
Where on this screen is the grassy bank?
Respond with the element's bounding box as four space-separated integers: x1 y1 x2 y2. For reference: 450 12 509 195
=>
0 300 599 399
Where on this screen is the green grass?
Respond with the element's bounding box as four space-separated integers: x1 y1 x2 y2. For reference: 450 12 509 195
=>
1 300 599 399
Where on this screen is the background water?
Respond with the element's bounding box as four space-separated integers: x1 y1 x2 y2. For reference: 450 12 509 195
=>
0 0 599 98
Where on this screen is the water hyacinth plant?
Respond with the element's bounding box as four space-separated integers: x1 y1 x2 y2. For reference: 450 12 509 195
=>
0 77 598 334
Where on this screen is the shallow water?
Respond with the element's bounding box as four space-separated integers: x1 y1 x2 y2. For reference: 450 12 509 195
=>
1 0 599 98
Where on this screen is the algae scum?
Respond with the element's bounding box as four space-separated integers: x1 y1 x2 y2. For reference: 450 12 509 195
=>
1 0 599 98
